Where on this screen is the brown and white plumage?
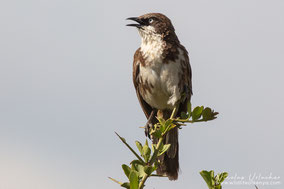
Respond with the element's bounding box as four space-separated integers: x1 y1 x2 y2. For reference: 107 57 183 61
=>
128 13 192 180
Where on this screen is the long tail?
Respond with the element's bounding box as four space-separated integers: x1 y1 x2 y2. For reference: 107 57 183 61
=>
146 108 184 180
156 127 179 180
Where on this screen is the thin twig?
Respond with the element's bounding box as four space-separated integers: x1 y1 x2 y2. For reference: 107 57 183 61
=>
150 174 167 177
170 106 179 119
115 132 145 164
108 177 122 185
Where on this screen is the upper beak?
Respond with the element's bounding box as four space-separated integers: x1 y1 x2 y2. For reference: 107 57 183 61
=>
126 17 145 27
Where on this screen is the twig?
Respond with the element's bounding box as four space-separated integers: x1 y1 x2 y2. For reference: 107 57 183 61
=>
115 132 145 164
108 177 122 185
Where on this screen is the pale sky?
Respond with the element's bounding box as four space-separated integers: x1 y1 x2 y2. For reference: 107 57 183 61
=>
0 0 283 189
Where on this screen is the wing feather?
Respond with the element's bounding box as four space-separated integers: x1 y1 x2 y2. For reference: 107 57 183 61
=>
177 45 193 115
133 48 153 119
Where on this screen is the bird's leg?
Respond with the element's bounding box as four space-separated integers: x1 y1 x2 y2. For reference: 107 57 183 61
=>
144 110 156 138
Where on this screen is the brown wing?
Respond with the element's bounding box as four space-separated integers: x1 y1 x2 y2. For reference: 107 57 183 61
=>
177 45 193 115
133 48 153 119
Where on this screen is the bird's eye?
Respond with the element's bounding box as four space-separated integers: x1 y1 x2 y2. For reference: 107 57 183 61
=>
148 18 154 24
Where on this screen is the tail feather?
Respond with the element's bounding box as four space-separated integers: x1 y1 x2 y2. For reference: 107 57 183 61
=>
156 127 179 180
147 109 183 180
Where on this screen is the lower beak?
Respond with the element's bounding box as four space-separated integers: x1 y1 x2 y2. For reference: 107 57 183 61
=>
126 17 144 27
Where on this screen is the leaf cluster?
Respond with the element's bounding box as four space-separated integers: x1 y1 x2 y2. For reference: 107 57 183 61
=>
111 134 170 188
110 103 219 189
178 102 218 123
200 170 228 189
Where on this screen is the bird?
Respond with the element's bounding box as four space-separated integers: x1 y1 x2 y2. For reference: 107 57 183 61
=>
127 13 192 180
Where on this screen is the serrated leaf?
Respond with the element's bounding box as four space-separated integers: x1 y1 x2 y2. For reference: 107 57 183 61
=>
122 164 131 178
135 141 143 155
121 182 130 189
158 144 171 157
192 106 204 121
129 171 139 189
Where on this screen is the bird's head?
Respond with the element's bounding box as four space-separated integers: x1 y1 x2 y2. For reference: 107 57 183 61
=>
127 13 177 41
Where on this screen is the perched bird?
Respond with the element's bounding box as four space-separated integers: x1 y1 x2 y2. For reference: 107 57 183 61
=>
127 13 192 180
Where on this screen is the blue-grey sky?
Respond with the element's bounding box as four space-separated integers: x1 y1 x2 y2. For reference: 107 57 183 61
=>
0 0 283 189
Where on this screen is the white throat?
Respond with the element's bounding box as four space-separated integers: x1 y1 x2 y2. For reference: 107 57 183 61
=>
139 30 165 64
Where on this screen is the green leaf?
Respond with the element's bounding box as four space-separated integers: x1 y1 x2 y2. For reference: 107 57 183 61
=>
157 117 165 125
210 170 215 179
129 171 139 189
192 106 204 121
135 141 143 155
122 164 131 178
121 182 130 189
215 185 221 189
142 140 151 162
150 128 162 138
158 144 171 157
202 107 212 121
161 119 175 135
130 160 144 166
215 174 220 183
135 164 146 178
218 172 228 183
130 161 146 178
158 119 173 133
144 165 154 175
200 170 214 189
159 123 166 133
164 119 173 128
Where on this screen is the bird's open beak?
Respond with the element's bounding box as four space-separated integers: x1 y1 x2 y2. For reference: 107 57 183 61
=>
126 17 145 28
